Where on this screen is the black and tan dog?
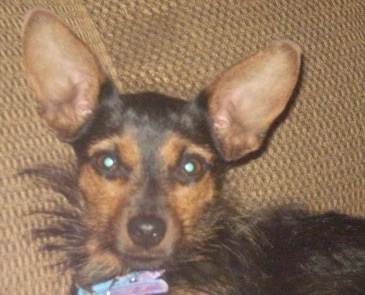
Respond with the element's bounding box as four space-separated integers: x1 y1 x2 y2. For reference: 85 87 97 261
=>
23 9 365 295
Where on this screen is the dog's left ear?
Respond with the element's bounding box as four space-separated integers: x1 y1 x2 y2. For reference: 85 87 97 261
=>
205 40 301 161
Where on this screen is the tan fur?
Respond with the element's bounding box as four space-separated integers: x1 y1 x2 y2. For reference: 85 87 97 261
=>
22 9 303 292
79 135 141 234
160 135 216 235
77 132 217 285
87 134 141 170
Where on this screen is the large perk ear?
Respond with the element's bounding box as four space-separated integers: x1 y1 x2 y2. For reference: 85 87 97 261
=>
23 9 106 139
205 40 302 161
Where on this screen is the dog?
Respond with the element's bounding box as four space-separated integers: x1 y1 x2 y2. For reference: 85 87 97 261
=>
22 9 365 295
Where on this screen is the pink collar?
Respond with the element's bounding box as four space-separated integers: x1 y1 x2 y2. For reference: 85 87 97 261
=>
77 270 168 295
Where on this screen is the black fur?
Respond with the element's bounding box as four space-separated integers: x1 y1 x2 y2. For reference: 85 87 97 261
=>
28 165 365 295
23 10 365 294
70 80 215 166
25 80 365 294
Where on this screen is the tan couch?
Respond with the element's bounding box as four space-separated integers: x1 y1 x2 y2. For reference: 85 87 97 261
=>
1 1 364 293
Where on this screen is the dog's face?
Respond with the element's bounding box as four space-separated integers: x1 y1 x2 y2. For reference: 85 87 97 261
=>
23 9 301 286
73 90 218 270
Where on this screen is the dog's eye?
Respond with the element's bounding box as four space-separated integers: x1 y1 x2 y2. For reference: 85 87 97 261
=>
94 152 118 170
100 155 117 170
184 161 197 174
92 151 129 179
175 155 207 184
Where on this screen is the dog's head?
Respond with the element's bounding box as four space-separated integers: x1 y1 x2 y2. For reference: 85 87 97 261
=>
23 9 301 287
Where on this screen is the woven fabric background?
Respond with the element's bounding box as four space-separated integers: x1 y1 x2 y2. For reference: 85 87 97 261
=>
0 1 117 293
0 0 364 293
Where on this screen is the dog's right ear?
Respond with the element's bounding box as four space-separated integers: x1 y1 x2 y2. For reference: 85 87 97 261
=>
23 9 106 139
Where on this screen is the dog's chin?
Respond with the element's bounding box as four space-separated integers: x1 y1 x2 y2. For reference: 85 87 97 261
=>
119 252 169 270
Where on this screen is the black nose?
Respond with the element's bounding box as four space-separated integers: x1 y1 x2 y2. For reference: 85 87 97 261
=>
127 215 166 249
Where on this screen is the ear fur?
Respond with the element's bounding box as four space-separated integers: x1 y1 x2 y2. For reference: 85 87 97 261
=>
205 40 302 161
23 9 106 139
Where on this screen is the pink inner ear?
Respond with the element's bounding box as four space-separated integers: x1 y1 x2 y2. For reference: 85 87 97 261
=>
23 9 106 138
214 84 264 132
35 66 96 124
207 40 301 161
60 72 95 118
213 93 236 129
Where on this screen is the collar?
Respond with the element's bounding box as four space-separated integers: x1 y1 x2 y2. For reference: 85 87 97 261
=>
77 270 168 295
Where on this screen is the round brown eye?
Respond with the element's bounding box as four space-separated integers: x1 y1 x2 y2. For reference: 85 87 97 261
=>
176 154 207 184
101 155 117 170
95 153 118 171
182 158 201 176
92 151 130 179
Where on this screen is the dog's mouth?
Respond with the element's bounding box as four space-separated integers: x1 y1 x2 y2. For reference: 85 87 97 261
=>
118 252 169 270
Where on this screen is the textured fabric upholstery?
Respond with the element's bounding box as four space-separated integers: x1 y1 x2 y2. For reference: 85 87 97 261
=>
0 1 364 293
